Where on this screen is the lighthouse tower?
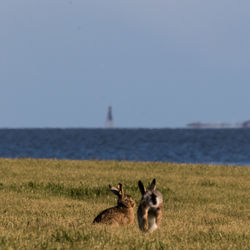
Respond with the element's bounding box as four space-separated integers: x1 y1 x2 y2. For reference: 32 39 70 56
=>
106 106 114 128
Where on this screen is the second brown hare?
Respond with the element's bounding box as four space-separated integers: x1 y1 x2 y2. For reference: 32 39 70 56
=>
137 178 163 232
93 183 136 226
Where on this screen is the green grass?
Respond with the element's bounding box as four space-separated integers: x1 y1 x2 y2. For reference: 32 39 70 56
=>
0 158 249 249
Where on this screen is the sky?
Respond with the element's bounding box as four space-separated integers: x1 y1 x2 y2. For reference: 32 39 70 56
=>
1 0 250 128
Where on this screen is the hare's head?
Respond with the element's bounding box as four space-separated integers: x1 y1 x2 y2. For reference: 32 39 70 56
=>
138 179 162 208
109 183 136 208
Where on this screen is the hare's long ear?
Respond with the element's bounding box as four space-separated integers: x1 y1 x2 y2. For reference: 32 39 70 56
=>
138 181 145 195
109 185 120 197
149 178 156 191
118 183 124 198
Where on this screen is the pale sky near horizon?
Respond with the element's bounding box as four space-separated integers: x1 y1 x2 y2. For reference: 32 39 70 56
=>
1 0 250 128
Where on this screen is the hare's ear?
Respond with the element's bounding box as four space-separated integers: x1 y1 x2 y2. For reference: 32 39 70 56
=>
118 183 124 198
109 185 120 197
149 178 156 191
138 181 145 195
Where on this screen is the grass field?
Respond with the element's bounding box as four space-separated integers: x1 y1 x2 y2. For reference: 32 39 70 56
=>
0 158 249 249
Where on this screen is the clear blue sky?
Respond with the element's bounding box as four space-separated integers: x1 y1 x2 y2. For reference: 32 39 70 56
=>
1 0 250 128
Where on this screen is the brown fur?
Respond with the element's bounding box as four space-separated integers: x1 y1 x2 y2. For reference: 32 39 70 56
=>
137 179 163 232
93 184 136 226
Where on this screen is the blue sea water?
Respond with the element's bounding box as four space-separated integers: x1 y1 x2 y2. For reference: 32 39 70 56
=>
0 128 250 165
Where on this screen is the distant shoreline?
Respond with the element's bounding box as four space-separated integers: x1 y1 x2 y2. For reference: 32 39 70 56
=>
187 120 250 129
0 126 250 130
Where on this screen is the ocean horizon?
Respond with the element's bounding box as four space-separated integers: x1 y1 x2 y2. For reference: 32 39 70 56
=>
0 128 250 166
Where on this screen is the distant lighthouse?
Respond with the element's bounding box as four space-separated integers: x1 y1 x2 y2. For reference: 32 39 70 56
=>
106 106 114 128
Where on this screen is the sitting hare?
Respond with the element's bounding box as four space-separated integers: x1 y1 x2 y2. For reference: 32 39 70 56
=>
93 183 136 226
137 178 163 232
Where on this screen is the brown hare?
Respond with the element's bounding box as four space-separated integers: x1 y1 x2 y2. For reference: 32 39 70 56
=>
93 183 136 226
137 178 163 232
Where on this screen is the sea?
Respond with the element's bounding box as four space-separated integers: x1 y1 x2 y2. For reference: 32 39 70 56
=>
0 128 250 166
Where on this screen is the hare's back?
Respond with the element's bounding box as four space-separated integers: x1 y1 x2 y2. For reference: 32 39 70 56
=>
93 207 128 225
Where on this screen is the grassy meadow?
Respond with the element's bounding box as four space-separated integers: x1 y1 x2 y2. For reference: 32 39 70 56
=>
0 158 249 249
